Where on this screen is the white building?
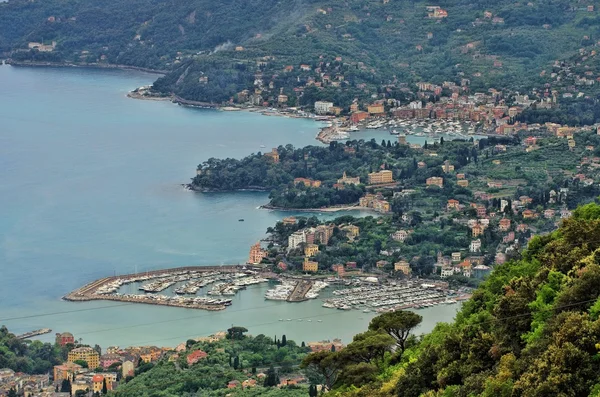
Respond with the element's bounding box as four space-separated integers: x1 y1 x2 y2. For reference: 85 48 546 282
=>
288 231 306 250
314 101 334 115
470 239 482 253
391 230 410 242
440 267 455 278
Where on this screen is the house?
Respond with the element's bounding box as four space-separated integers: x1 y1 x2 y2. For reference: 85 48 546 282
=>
187 350 208 365
544 209 555 219
426 177 443 188
368 170 394 184
294 178 322 187
440 267 455 278
470 239 482 253
457 179 469 187
350 111 369 124
522 209 535 219
376 260 389 268
471 224 484 237
394 261 411 276
341 224 360 240
367 104 385 115
53 363 83 383
452 252 461 262
288 230 306 250
55 332 75 346
457 173 466 179
264 148 280 163
99 354 122 369
473 265 491 279
282 216 297 225
499 218 511 232
304 244 319 257
391 230 410 242
516 224 528 232
447 199 460 210
332 264 345 276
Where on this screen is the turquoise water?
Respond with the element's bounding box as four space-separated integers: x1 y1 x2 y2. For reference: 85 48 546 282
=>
0 65 459 347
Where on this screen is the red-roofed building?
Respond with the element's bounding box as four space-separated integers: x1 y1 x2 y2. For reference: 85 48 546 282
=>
187 350 208 366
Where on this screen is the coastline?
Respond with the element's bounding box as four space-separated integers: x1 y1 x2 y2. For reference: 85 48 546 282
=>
260 203 380 214
5 59 167 75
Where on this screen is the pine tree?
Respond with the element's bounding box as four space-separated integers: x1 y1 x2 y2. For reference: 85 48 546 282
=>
331 344 336 352
301 341 306 348
102 378 107 395
281 334 287 346
233 356 240 370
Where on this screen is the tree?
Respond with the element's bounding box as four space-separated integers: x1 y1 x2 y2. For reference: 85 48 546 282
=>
7 388 16 397
227 326 248 340
340 330 395 364
368 310 423 354
102 378 107 395
73 359 88 368
233 356 240 370
309 384 318 397
301 351 343 391
264 366 279 387
281 335 287 347
60 379 71 394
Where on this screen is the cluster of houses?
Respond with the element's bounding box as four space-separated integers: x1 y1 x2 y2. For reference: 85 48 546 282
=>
0 369 50 397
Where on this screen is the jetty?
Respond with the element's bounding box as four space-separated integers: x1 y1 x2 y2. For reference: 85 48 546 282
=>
17 328 52 340
63 265 268 311
287 280 314 302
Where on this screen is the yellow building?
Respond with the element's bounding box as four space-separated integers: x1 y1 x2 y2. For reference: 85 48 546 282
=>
303 257 319 272
264 148 280 163
53 362 83 383
457 179 469 187
426 176 443 188
68 347 99 370
368 170 393 185
304 244 320 257
394 261 411 276
367 104 385 115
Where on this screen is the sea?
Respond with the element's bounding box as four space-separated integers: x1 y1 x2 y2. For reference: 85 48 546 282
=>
0 64 459 348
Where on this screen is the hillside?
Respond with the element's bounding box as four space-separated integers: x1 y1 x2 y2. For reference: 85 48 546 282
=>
1 0 599 106
320 201 600 396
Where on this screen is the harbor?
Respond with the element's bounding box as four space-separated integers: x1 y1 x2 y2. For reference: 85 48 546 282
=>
16 328 52 340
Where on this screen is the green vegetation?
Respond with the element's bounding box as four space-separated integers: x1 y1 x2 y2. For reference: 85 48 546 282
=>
303 201 600 396
0 326 68 374
1 0 599 114
111 329 311 397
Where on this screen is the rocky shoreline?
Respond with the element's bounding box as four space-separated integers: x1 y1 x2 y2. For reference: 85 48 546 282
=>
5 59 167 75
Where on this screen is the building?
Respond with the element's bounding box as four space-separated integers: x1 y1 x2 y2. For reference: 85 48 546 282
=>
350 111 369 124
341 224 360 240
447 199 460 210
99 354 122 369
426 177 443 188
376 260 389 269
331 264 345 276
294 177 322 188
53 362 83 383
394 261 411 276
452 252 461 262
187 350 208 366
314 101 334 115
288 230 306 250
248 242 267 265
122 361 135 378
441 160 454 173
499 218 511 232
368 170 394 185
391 230 410 242
359 194 391 213
264 148 280 163
367 104 385 115
470 239 482 253
55 332 75 346
471 224 484 237
92 374 113 394
307 339 344 352
337 171 360 185
303 257 319 272
68 347 100 370
304 244 319 257
440 267 455 278
457 179 469 187
315 224 335 245
282 216 297 225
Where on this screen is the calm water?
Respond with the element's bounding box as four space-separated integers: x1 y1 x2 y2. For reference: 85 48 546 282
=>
0 65 459 347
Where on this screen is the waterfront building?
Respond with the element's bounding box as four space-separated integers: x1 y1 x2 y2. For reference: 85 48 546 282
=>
337 172 360 185
303 257 318 272
263 148 280 163
248 242 267 265
426 177 443 188
314 101 334 115
367 104 385 115
350 111 369 124
304 244 319 257
55 332 75 346
53 362 83 383
68 347 100 370
394 261 411 276
368 170 393 185
331 264 345 276
288 231 306 250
